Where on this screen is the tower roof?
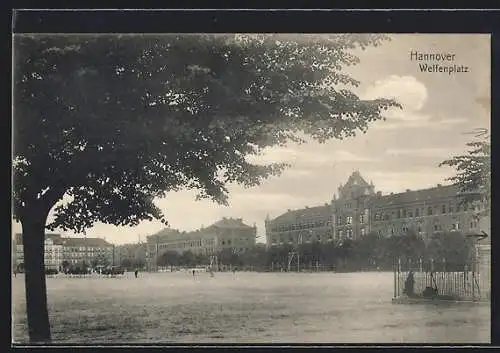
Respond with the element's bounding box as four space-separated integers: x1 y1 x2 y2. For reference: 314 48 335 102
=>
345 171 370 188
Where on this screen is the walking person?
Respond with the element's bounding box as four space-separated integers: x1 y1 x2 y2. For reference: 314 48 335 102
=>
134 269 138 278
192 269 196 278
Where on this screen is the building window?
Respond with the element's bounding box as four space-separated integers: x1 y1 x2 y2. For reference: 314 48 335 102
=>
427 207 433 216
470 221 478 228
402 209 407 218
418 226 422 233
415 208 419 217
442 204 446 214
336 229 342 238
337 216 342 225
346 229 353 238
408 210 413 218
397 210 401 219
346 216 353 225
359 215 365 224
360 228 366 236
402 226 409 233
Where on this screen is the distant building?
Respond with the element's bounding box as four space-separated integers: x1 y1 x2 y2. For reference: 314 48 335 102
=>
13 233 114 270
265 171 488 246
146 217 257 270
61 237 114 267
14 233 64 270
264 205 333 247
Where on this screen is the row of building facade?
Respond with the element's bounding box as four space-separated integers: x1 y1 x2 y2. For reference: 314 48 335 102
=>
13 233 115 271
145 218 257 270
265 171 490 247
12 171 489 272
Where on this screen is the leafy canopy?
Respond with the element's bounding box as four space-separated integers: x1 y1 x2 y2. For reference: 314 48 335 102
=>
439 128 490 212
13 34 399 233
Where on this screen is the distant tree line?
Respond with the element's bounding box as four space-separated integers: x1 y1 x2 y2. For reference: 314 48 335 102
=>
155 231 475 272
120 257 146 271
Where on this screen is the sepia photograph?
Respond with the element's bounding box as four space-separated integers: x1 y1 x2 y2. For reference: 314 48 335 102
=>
12 31 491 345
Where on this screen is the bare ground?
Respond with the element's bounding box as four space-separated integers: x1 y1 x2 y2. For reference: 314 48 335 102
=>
12 271 490 344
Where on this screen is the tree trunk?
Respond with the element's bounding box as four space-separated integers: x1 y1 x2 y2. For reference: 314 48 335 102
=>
21 207 51 343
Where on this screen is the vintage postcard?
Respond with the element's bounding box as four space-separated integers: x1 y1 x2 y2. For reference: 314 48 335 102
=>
12 31 491 345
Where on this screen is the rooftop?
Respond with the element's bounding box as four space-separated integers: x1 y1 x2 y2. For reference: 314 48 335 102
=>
207 217 254 230
369 184 464 209
14 233 62 245
61 237 113 247
270 204 331 225
146 218 254 243
14 233 112 247
146 228 184 242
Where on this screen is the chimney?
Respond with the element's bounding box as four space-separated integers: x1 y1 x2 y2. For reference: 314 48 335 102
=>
406 189 411 192
390 192 394 195
437 184 442 187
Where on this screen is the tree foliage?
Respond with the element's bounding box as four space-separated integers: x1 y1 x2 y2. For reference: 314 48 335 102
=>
439 128 490 213
159 231 471 272
90 253 111 267
13 34 399 233
157 250 181 267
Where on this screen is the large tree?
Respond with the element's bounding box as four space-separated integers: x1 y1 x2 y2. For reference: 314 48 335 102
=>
13 33 398 342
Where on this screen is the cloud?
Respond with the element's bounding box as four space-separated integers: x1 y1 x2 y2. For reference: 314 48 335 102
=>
332 150 379 162
362 75 428 113
367 170 456 194
385 147 453 158
281 169 313 179
361 75 432 133
372 116 469 131
250 146 378 167
247 147 301 164
232 191 306 206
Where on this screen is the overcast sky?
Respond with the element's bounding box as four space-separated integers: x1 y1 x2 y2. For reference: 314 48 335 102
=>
12 34 490 245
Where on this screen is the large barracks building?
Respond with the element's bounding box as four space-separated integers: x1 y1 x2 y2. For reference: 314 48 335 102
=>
146 218 257 270
265 171 488 247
